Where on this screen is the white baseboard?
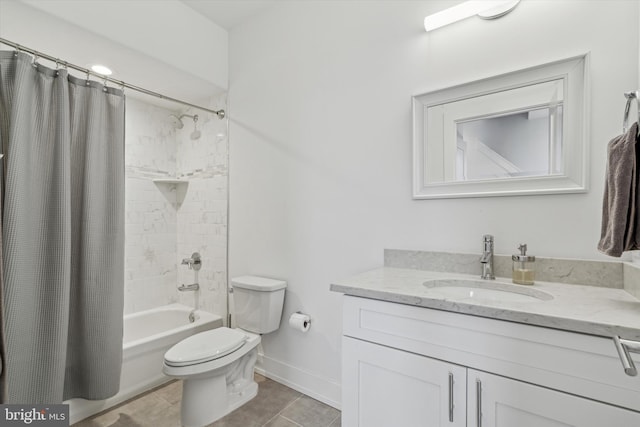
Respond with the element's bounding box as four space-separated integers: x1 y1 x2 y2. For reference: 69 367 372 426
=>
255 353 341 410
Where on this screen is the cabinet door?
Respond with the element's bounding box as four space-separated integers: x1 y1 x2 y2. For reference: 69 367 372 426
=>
342 336 466 427
468 369 640 427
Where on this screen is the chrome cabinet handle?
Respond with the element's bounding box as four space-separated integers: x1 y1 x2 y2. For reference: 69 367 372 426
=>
448 372 454 422
476 378 482 427
614 336 640 376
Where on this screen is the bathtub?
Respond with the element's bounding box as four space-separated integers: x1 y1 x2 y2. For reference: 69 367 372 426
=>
67 303 223 424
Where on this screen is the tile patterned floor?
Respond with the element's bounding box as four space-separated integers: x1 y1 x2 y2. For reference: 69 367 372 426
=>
74 374 341 427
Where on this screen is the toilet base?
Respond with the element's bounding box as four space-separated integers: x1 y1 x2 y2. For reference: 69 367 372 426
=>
181 378 258 427
179 348 259 427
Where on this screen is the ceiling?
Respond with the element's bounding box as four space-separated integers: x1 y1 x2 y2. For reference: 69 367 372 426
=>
181 0 279 30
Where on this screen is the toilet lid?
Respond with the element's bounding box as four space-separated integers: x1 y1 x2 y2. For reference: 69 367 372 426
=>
164 327 248 367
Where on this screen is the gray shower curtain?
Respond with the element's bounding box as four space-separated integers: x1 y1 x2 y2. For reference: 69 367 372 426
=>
0 51 125 403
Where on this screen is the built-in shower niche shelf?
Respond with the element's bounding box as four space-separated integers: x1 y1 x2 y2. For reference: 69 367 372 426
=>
152 178 189 185
152 178 188 206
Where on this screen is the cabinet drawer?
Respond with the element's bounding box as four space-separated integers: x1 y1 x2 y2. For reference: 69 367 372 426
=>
343 295 640 412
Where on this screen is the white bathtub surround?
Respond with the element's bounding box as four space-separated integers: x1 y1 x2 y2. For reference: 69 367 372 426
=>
176 178 228 316
67 304 222 424
124 177 179 313
125 98 178 175
176 99 229 319
124 95 229 317
176 99 229 179
125 99 179 314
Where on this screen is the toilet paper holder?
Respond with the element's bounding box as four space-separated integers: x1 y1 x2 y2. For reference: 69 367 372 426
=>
296 311 310 324
289 311 311 332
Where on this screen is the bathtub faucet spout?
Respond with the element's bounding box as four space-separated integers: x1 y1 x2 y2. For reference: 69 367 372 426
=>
179 283 200 292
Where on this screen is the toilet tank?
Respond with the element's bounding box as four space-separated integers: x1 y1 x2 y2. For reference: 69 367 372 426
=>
232 276 287 334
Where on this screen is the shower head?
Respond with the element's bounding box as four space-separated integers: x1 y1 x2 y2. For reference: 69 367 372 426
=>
190 115 201 140
169 113 201 139
169 114 184 129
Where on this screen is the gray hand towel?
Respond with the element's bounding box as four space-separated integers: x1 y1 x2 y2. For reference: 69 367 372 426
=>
598 122 639 257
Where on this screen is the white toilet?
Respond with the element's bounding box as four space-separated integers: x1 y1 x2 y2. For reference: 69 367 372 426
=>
163 275 287 427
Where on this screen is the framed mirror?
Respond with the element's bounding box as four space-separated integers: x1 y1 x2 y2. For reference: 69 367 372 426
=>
413 55 588 199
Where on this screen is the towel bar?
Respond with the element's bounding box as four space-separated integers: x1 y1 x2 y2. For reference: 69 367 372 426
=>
613 335 640 376
622 90 639 133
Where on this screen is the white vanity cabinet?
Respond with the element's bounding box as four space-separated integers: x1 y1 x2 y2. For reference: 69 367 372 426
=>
467 370 638 427
343 336 467 427
341 296 640 427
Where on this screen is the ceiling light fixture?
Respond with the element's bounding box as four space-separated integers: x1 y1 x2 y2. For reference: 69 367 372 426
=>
424 0 520 32
90 64 113 76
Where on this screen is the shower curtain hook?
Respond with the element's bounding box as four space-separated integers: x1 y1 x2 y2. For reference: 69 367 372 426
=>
102 75 108 92
31 54 39 68
86 70 91 86
13 44 20 57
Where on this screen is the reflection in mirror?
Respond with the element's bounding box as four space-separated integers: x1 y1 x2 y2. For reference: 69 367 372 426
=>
455 106 563 182
412 54 588 199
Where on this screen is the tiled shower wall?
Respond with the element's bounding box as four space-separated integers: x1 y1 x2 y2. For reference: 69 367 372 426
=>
124 96 228 318
124 98 178 314
175 102 229 317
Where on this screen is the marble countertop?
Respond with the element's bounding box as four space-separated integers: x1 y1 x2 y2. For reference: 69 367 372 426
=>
330 267 640 341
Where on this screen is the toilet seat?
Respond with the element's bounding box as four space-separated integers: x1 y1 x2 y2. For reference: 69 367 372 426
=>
164 327 248 367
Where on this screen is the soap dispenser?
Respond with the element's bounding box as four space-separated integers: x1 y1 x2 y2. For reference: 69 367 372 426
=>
512 244 535 285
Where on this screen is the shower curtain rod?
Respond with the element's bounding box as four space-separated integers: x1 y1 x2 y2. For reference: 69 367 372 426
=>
0 37 226 119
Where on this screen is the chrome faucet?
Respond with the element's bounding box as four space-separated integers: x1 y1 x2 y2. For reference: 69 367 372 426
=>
180 252 201 292
480 234 495 280
181 252 202 271
178 283 200 292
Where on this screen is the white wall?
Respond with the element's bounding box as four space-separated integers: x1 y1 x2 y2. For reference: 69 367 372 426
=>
228 0 640 407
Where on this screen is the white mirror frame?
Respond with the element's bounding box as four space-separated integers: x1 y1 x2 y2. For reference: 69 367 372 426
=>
412 54 589 199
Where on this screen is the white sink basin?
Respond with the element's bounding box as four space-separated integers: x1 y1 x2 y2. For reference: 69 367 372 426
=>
422 279 553 303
